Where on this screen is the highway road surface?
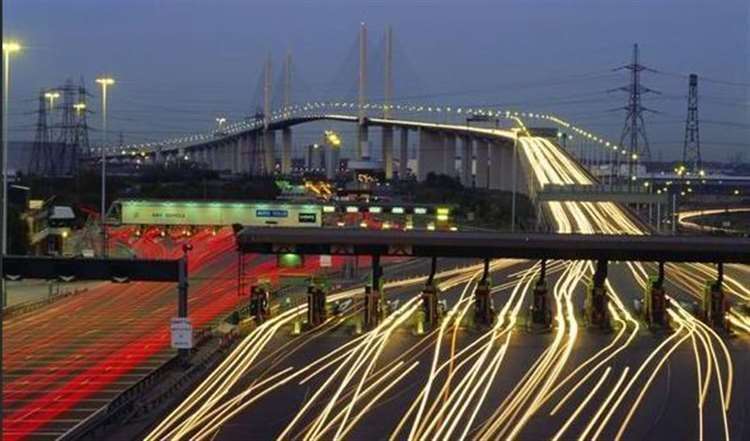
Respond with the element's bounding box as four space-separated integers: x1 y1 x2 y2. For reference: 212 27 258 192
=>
143 137 750 441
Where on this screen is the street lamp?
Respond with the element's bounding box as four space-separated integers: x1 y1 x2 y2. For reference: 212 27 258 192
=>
2 41 21 308
96 76 115 257
73 102 86 115
44 90 60 110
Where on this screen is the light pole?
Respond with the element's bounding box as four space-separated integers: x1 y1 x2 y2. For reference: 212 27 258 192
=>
511 137 518 232
2 41 21 309
96 76 115 257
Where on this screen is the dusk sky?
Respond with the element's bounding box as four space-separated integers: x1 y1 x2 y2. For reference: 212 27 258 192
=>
4 0 749 162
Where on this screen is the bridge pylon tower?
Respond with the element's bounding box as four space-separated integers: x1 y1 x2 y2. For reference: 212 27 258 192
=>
357 22 368 160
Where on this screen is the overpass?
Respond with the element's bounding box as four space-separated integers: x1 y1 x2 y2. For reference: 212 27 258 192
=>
92 108 522 191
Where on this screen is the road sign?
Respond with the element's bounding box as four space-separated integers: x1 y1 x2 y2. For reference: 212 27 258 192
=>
170 317 193 349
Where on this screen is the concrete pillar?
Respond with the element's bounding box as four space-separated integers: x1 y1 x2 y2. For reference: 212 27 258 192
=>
224 143 232 172
476 139 489 189
236 136 246 174
418 129 445 181
282 128 292 175
263 130 276 175
488 143 503 190
357 125 369 160
461 136 472 186
247 134 259 175
207 146 216 170
399 128 409 179
382 126 394 180
235 139 243 174
444 134 456 176
499 144 514 192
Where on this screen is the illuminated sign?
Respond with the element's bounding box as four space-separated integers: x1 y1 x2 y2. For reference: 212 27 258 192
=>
121 201 322 228
298 213 317 223
256 209 289 218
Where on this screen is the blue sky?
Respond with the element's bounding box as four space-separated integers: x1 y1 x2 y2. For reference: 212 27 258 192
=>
4 0 749 161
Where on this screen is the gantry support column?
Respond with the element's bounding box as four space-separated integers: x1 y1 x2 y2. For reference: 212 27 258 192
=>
282 128 292 175
443 134 456 176
263 130 276 175
475 139 489 189
418 129 445 181
461 136 472 187
382 126 394 180
399 128 409 179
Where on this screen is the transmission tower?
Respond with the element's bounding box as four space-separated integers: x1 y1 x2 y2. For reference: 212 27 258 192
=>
73 78 91 160
682 73 701 172
614 43 657 184
49 79 92 176
29 89 52 175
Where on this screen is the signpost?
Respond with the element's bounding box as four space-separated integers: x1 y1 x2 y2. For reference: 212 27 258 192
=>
170 317 193 349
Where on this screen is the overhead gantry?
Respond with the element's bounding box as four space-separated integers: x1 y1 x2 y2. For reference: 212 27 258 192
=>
236 227 750 332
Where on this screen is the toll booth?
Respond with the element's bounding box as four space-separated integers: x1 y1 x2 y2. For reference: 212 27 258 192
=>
702 263 727 329
307 283 327 327
531 280 552 327
363 255 384 329
530 261 552 328
584 260 609 329
702 282 726 328
364 286 381 329
249 284 270 321
644 277 667 326
644 265 668 327
474 280 493 326
421 283 439 328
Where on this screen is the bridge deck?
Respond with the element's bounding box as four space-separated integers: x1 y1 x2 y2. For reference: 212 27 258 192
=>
236 227 750 264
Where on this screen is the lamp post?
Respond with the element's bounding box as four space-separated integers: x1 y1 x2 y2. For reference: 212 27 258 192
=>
44 90 60 111
2 41 21 309
96 76 115 257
